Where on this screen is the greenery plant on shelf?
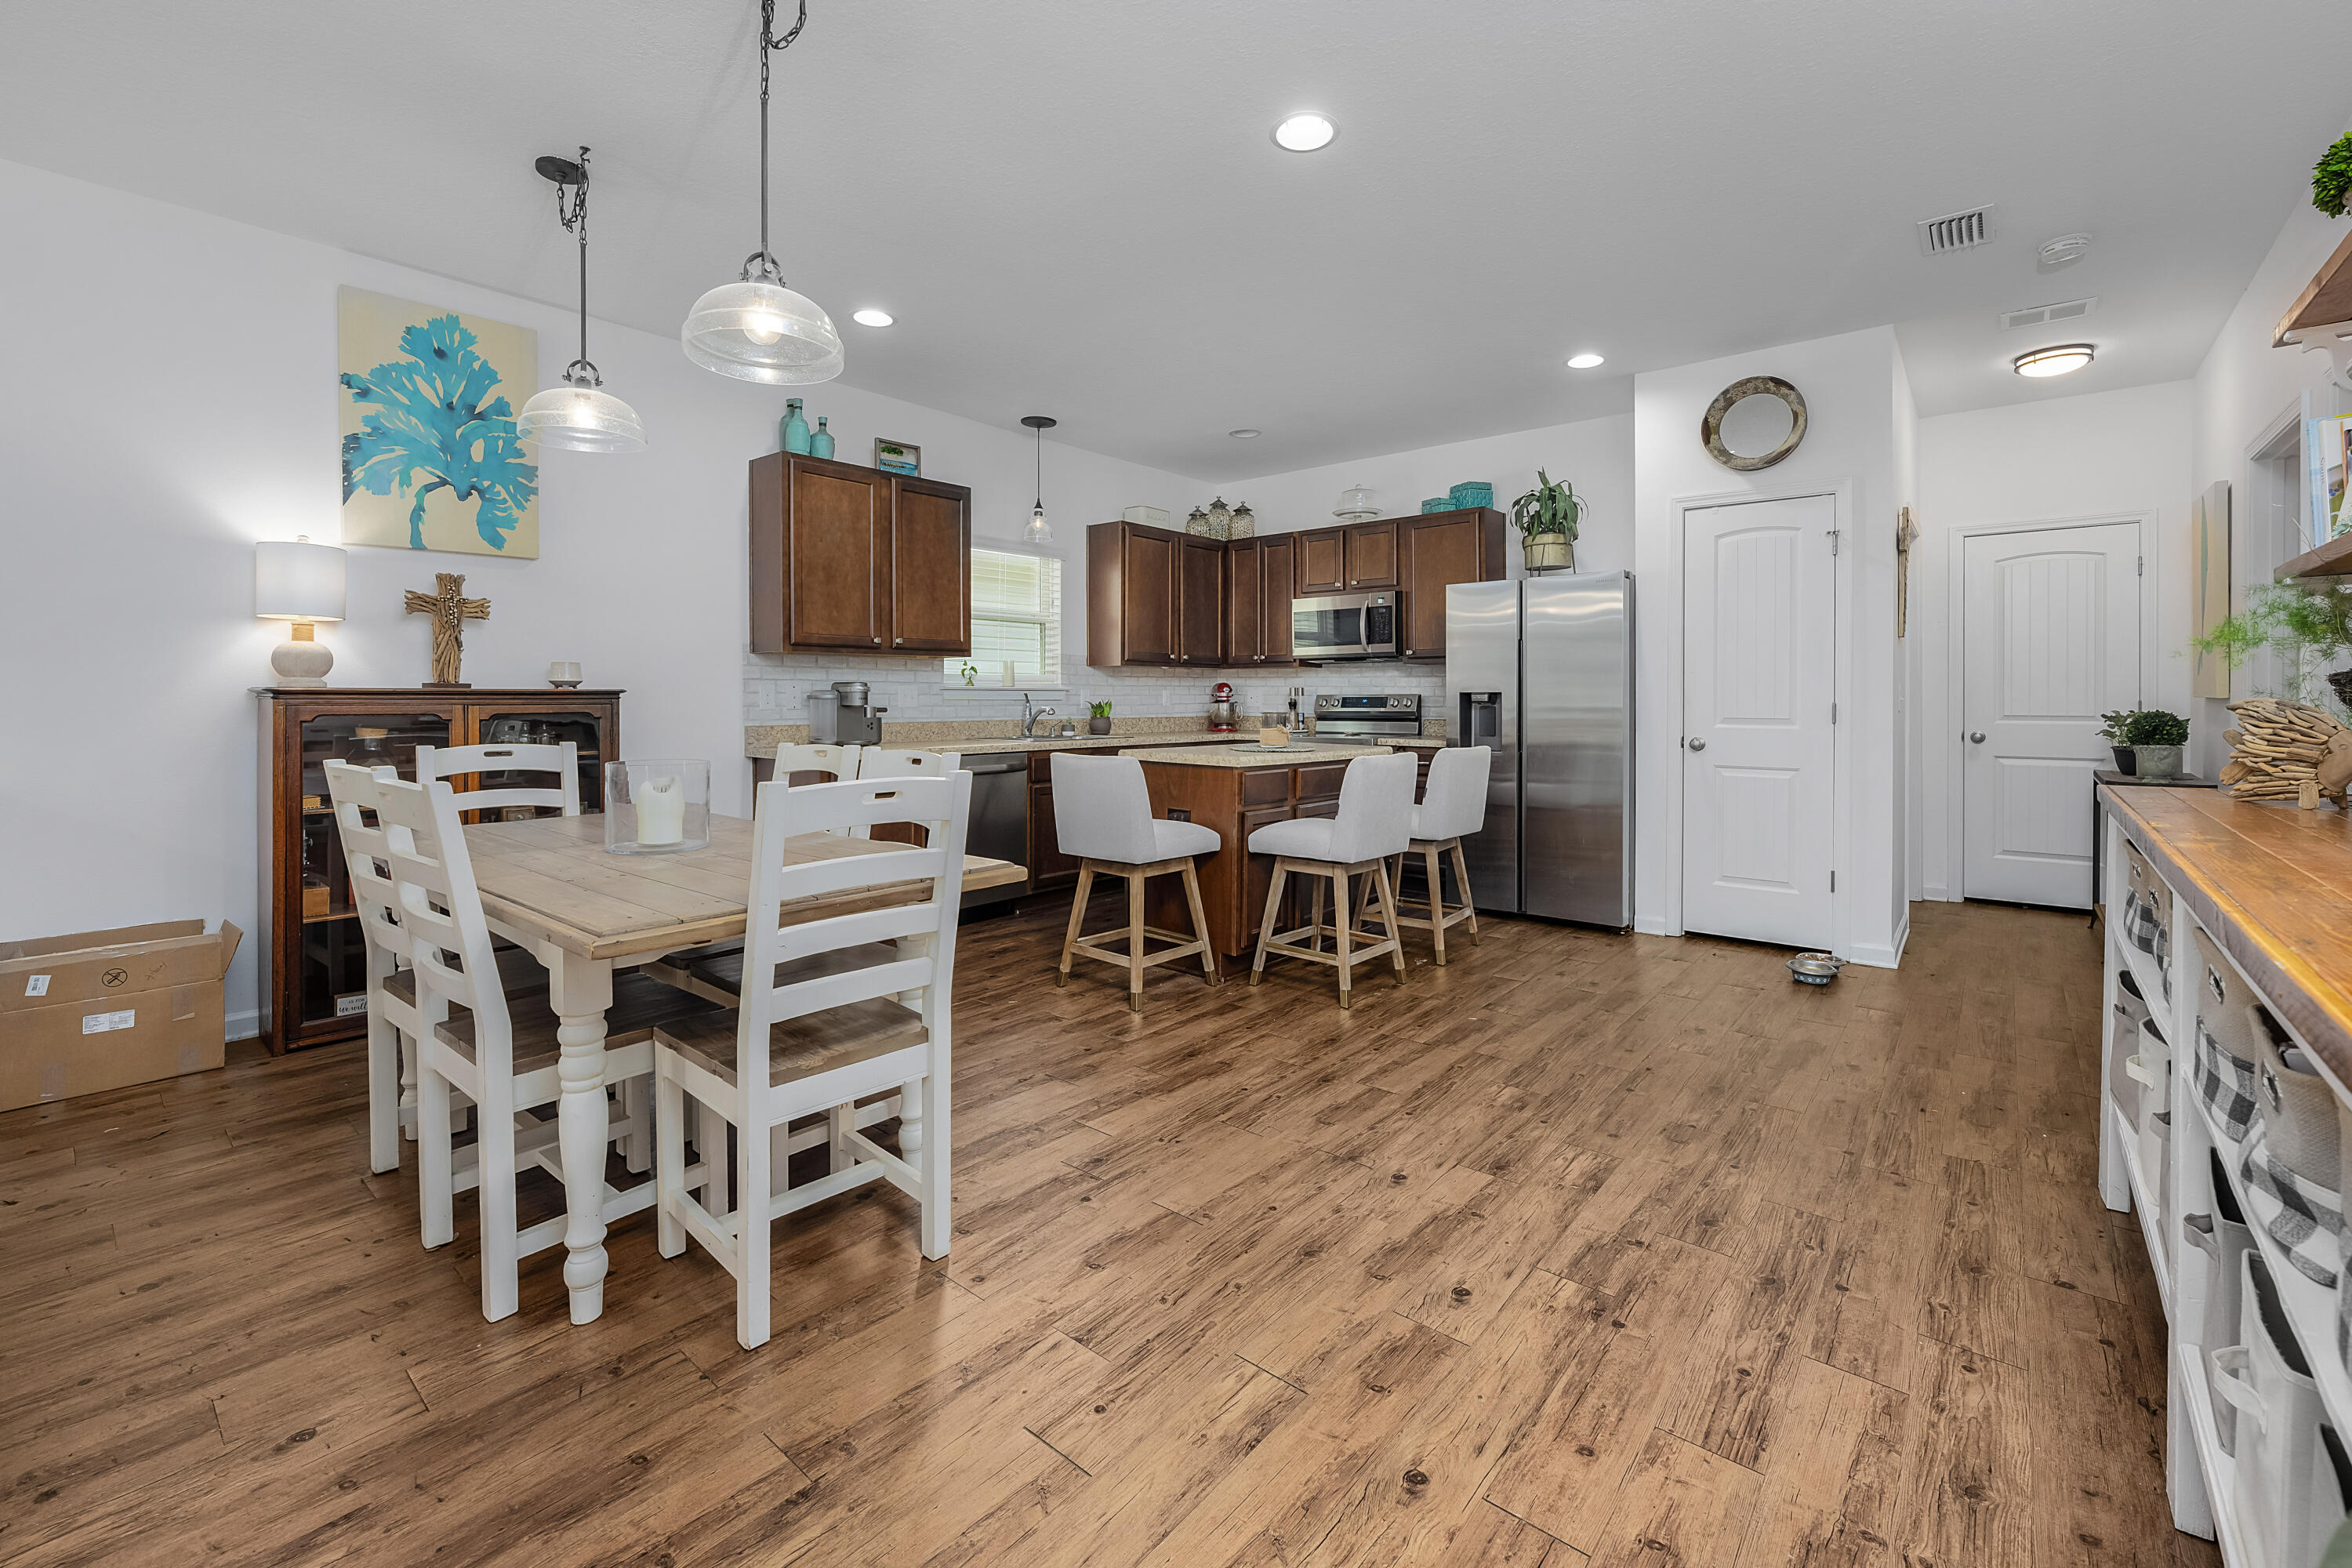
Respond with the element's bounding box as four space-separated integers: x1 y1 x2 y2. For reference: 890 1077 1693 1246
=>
2097 710 2138 745
1511 470 1582 540
2318 132 2352 219
2121 710 2188 747
1088 700 1112 719
2190 580 2352 670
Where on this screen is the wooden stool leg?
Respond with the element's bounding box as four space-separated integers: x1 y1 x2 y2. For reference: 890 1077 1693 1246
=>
1332 866 1355 1009
1180 860 1222 983
1250 860 1288 985
1308 877 1327 954
1376 859 1408 985
1126 869 1148 1012
1351 866 1375 934
1450 840 1479 944
1056 863 1095 987
1425 843 1448 965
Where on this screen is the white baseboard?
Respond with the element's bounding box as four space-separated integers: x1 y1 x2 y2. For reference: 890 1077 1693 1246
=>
1921 882 1955 903
1633 914 1671 937
1844 918 1909 971
227 1008 261 1042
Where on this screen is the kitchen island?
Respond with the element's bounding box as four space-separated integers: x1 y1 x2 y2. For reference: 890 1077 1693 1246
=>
1121 742 1401 962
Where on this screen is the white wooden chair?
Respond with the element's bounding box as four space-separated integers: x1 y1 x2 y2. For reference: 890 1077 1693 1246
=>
652 770 971 1350
1355 746 1491 966
415 740 582 818
856 747 959 780
323 759 424 1174
372 769 718 1323
1247 752 1415 1009
1050 753 1221 1011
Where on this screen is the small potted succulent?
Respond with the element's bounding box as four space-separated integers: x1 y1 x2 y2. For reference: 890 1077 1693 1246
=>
1087 699 1113 735
2097 710 2139 774
2122 710 2189 780
1511 470 1582 574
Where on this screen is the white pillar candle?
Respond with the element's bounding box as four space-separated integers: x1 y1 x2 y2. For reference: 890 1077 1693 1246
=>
636 775 685 845
1002 660 1018 689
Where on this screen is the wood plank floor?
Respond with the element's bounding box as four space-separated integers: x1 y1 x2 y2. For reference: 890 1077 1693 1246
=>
0 898 2212 1567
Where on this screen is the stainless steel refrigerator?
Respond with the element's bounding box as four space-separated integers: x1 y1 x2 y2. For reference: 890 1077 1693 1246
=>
1445 573 1634 927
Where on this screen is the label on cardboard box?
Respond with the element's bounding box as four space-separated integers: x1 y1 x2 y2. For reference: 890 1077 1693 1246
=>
82 1008 136 1034
24 975 48 997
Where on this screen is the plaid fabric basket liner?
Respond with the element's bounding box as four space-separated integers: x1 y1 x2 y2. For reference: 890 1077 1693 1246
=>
2197 1017 2259 1145
2241 1120 2344 1288
2122 888 2159 956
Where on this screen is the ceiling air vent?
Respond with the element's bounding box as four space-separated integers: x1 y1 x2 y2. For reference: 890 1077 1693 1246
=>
1918 205 1997 256
1998 297 2097 331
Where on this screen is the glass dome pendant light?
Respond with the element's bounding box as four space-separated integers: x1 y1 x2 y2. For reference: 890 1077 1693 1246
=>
1022 415 1057 545
680 0 844 385
516 147 648 452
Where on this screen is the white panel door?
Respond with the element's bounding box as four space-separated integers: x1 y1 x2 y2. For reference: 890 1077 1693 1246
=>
1961 523 2140 908
1682 495 1838 948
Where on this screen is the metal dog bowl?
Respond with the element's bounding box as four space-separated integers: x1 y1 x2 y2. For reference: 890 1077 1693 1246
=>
1787 952 1846 986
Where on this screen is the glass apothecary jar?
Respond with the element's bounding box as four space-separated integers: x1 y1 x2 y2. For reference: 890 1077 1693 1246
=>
604 759 710 854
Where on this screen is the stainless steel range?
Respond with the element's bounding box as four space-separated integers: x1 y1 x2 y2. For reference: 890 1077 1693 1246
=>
1311 692 1421 740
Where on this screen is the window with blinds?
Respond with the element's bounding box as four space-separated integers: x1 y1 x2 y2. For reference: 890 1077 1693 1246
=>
948 549 1062 687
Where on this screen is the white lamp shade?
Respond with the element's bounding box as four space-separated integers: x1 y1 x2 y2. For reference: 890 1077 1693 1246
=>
680 279 844 384
517 385 648 452
255 539 346 622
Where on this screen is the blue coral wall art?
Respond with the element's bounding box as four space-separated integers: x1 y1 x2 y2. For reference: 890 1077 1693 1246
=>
336 285 540 558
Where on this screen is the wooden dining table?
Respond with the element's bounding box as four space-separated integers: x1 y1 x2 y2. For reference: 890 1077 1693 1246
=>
462 810 1026 1323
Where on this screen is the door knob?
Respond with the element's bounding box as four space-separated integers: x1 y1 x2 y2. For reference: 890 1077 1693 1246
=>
1688 738 1708 752
894 637 904 646
1969 731 1986 743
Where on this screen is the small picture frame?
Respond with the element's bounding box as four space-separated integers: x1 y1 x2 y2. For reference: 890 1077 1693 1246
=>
875 438 921 477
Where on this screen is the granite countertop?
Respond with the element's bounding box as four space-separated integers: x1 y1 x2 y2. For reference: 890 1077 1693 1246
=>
746 722 1446 760
1118 742 1396 769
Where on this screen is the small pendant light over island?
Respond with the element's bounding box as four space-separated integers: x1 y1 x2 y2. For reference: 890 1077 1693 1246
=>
514 147 646 452
1023 415 1057 545
680 0 843 386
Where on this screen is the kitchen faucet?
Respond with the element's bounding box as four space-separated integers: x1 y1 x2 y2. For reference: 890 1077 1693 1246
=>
1022 692 1058 739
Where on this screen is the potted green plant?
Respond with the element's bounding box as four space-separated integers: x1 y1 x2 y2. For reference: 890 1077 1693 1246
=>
1087 699 1112 735
2122 710 2189 780
2097 710 2139 775
2188 579 2352 707
1511 470 1582 573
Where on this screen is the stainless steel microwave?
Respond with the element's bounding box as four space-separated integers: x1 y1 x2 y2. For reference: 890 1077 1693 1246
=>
1291 590 1401 661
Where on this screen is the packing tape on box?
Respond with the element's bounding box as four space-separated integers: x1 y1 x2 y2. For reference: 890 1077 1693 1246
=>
171 983 194 1022
39 1062 64 1102
178 1040 204 1074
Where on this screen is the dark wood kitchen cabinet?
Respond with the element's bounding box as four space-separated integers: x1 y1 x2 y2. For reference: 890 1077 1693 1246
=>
1087 521 1180 666
1399 507 1508 659
1295 529 1347 595
1292 521 1399 596
749 452 971 655
1223 536 1297 667
1176 535 1225 665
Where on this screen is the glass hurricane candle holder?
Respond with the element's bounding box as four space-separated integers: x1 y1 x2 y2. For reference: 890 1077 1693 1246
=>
604 759 710 854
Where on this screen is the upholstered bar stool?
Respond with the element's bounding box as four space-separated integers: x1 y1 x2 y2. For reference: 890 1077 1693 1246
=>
1051 753 1222 1011
1249 752 1416 1009
1373 746 1491 965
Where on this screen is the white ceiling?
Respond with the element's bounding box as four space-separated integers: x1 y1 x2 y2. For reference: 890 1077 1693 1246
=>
5 2 2346 480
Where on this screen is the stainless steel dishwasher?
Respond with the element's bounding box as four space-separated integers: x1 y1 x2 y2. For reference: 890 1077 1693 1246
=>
960 753 1030 908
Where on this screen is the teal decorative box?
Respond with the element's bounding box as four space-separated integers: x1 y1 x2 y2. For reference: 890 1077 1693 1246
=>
1448 481 1494 510
1421 496 1452 513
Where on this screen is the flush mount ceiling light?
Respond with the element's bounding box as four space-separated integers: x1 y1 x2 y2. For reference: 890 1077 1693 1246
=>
1229 428 1261 438
680 0 844 385
515 147 647 452
2013 343 2095 378
1022 415 1057 545
1566 353 1606 369
1272 112 1336 152
851 308 894 327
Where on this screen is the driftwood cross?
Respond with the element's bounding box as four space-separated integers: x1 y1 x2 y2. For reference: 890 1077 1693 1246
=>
403 572 491 687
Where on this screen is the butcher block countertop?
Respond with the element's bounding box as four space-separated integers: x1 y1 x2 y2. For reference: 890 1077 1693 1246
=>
1120 742 1396 769
2103 783 2352 1077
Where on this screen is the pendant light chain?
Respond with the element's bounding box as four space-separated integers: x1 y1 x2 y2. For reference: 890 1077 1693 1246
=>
554 147 601 387
1034 422 1044 510
746 0 808 286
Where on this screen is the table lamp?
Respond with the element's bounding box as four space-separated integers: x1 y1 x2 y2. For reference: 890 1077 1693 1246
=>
255 535 347 685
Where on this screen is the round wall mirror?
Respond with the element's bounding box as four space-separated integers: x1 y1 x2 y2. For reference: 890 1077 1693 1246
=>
1701 376 1808 471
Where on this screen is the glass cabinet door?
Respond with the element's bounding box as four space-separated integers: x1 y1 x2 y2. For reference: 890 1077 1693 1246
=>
466 710 608 817
296 712 452 1027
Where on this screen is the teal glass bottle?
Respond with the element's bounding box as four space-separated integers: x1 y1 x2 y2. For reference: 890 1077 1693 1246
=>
780 398 811 455
810 416 835 459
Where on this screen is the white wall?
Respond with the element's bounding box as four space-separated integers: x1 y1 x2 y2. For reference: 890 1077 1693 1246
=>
0 156 1205 1034
1908 381 2195 901
1632 326 1908 965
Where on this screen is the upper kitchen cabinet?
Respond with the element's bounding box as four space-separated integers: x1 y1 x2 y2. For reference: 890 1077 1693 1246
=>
1399 507 1507 659
1292 521 1400 596
1176 535 1225 665
1224 536 1297 667
1344 520 1400 590
1087 520 1179 666
1294 528 1346 595
749 452 971 655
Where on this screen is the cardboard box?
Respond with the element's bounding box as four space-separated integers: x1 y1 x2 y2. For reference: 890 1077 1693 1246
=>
0 920 242 1111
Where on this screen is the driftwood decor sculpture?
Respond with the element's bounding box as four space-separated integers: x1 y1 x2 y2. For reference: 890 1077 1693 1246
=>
2219 698 2352 808
403 572 491 688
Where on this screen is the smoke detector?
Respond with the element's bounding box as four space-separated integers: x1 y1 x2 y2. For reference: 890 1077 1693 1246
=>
1998 297 2096 331
2039 232 2093 267
1918 205 1997 256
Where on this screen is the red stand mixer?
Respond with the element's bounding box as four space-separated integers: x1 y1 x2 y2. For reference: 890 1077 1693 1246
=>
1207 681 1238 732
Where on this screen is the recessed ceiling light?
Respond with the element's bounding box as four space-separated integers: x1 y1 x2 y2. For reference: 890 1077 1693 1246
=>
851 308 894 328
1272 113 1336 153
2013 343 2094 378
1229 428 1261 438
1566 353 1605 369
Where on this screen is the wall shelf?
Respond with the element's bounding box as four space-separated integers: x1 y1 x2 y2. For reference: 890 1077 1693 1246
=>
2274 226 2352 349
2277 532 2352 582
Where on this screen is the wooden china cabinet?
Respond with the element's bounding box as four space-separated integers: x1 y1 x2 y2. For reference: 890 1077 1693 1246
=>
252 686 622 1054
